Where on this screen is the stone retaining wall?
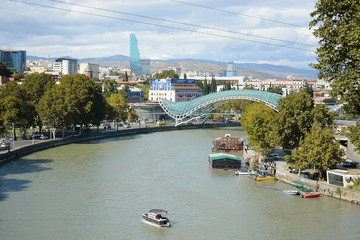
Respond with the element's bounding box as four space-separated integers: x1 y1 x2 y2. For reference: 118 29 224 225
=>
277 164 360 204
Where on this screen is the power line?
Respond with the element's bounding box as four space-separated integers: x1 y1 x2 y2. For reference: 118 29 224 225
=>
9 0 315 52
49 0 314 47
170 0 304 28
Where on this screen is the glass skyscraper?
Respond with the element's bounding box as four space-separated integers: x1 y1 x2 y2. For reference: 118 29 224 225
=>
130 34 143 76
0 49 26 72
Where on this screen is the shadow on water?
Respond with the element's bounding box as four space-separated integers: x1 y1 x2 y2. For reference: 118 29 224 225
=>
77 134 143 144
0 158 52 201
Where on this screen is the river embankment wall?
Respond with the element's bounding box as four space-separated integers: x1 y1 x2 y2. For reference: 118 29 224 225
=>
276 163 360 204
0 122 239 164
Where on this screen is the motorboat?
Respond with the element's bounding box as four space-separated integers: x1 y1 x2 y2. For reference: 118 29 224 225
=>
292 180 321 198
141 209 171 228
253 170 276 181
235 170 251 175
299 192 321 198
282 189 299 195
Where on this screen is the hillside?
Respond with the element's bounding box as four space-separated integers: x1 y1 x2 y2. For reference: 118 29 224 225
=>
27 55 318 79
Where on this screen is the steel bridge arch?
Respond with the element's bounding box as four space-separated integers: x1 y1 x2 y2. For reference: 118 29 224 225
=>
159 90 285 126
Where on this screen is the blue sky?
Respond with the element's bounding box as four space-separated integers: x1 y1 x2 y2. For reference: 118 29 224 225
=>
1 0 318 69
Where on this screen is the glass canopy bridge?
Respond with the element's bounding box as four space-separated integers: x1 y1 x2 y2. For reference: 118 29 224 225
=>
159 90 285 126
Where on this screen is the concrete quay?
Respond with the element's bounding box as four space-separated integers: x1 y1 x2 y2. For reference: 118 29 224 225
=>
243 149 360 204
0 122 240 164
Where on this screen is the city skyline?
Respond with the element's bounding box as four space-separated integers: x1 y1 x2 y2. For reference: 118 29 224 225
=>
2 0 317 69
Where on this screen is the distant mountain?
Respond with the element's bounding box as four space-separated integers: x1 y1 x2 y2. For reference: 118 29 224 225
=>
79 55 129 62
27 55 318 79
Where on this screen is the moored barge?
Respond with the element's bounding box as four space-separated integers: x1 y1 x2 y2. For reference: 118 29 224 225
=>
212 134 245 153
208 153 242 170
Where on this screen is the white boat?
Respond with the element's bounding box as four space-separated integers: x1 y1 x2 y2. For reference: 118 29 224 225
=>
141 209 171 228
282 189 299 195
235 170 252 175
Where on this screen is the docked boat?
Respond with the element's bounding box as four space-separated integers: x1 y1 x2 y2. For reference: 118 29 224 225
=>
235 170 252 175
208 153 242 170
253 170 276 181
282 189 299 195
141 209 171 228
292 181 321 198
300 192 321 198
212 134 245 153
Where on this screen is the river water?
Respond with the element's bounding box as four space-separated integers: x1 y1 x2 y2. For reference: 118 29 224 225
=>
0 127 359 240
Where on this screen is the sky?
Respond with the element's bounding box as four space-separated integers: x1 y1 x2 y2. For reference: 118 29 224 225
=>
1 0 319 69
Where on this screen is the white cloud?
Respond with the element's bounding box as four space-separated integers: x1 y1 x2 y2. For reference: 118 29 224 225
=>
0 0 318 69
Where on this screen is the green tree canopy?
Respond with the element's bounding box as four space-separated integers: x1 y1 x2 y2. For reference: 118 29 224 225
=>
274 92 314 149
292 123 344 176
128 107 139 124
22 73 56 128
310 0 360 151
0 62 12 77
267 86 283 95
37 84 68 130
59 74 106 128
106 94 130 122
154 70 179 79
241 102 277 154
310 0 360 115
102 79 118 98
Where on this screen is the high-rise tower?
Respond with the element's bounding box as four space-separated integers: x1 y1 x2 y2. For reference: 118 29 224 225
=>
226 61 234 77
130 34 143 76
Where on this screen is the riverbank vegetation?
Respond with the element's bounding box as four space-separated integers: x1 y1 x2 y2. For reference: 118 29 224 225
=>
241 91 344 176
310 0 360 153
0 72 137 138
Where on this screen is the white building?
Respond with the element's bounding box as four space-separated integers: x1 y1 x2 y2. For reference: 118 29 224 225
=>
53 58 78 75
149 79 202 102
78 63 100 79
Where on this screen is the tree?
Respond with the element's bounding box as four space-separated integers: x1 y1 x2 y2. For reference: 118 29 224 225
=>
311 104 337 128
349 123 360 153
102 79 118 98
128 107 139 124
154 70 179 79
303 82 314 97
37 84 68 138
292 123 344 178
22 73 56 130
125 71 128 82
310 0 360 150
106 94 130 123
184 73 187 79
210 77 217 93
0 81 28 137
267 86 283 95
241 102 277 154
202 80 209 95
0 62 12 77
274 92 314 149
59 74 106 130
119 83 130 100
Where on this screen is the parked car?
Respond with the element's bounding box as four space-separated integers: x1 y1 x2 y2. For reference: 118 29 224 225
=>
40 134 49 140
30 131 38 135
9 137 17 141
1 140 7 148
124 124 131 128
342 161 353 168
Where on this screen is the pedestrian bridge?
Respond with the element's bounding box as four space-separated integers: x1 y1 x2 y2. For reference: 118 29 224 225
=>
159 90 285 126
160 90 344 126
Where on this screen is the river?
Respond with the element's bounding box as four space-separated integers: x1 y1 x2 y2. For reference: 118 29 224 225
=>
0 127 359 240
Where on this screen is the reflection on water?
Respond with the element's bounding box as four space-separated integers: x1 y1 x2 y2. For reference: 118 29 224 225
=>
0 127 359 240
